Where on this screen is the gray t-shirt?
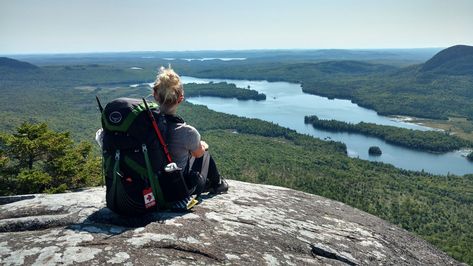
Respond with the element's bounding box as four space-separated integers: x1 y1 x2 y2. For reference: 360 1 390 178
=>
167 122 201 170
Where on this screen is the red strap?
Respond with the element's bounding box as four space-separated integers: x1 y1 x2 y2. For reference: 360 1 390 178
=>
149 114 173 163
143 99 173 163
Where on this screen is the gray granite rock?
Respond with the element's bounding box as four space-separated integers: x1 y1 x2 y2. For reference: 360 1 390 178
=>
0 180 462 265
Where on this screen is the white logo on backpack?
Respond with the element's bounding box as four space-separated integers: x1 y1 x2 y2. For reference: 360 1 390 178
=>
109 111 122 123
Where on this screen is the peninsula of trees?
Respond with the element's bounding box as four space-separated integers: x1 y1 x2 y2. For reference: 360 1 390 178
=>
304 115 472 153
184 82 266 101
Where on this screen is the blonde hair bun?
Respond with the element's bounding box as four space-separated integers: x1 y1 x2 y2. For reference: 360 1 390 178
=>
156 66 180 88
153 66 183 106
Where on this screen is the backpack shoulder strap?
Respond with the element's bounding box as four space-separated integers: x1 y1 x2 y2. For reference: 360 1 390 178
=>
164 114 185 124
160 114 185 142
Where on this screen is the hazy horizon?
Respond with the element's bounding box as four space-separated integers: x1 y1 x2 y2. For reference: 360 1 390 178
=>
0 47 449 57
1 0 472 54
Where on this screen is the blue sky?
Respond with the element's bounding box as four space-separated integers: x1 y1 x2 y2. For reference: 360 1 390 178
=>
1 0 472 54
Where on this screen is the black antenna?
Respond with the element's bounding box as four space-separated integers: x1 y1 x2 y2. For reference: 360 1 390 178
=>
96 96 104 113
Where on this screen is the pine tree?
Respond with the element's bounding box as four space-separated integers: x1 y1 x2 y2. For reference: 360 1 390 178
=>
0 122 101 195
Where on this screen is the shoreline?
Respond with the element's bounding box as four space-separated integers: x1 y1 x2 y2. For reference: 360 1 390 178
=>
389 115 441 130
390 115 473 136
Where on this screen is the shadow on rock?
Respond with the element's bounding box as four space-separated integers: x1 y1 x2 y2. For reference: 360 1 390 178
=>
0 195 36 205
66 207 192 235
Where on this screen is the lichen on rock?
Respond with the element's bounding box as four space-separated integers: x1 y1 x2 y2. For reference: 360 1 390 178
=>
0 180 463 265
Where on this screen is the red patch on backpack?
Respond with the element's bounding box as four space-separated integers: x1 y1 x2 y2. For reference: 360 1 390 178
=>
143 188 156 208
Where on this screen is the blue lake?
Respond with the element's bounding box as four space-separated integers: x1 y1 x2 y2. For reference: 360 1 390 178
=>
180 76 473 176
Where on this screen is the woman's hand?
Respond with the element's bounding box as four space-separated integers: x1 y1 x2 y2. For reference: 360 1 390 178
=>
191 140 208 158
201 141 209 151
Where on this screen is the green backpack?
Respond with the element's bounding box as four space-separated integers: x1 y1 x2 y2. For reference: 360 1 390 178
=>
99 97 192 216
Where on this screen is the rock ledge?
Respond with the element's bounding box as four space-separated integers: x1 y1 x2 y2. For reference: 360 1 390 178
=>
0 180 461 265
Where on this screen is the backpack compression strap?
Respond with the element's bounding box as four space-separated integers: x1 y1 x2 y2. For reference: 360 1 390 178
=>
142 144 166 208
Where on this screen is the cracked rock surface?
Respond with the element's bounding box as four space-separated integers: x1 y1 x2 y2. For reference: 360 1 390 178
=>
0 180 462 265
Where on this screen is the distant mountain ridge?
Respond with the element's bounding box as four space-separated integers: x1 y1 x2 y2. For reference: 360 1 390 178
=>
421 45 473 75
0 57 39 70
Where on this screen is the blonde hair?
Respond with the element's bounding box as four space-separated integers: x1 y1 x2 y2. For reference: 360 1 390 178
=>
153 66 184 107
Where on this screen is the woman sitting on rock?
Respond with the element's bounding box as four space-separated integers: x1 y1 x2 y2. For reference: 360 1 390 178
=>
152 66 228 195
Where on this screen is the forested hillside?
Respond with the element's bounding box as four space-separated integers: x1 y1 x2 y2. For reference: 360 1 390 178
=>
421 45 473 75
0 57 39 71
